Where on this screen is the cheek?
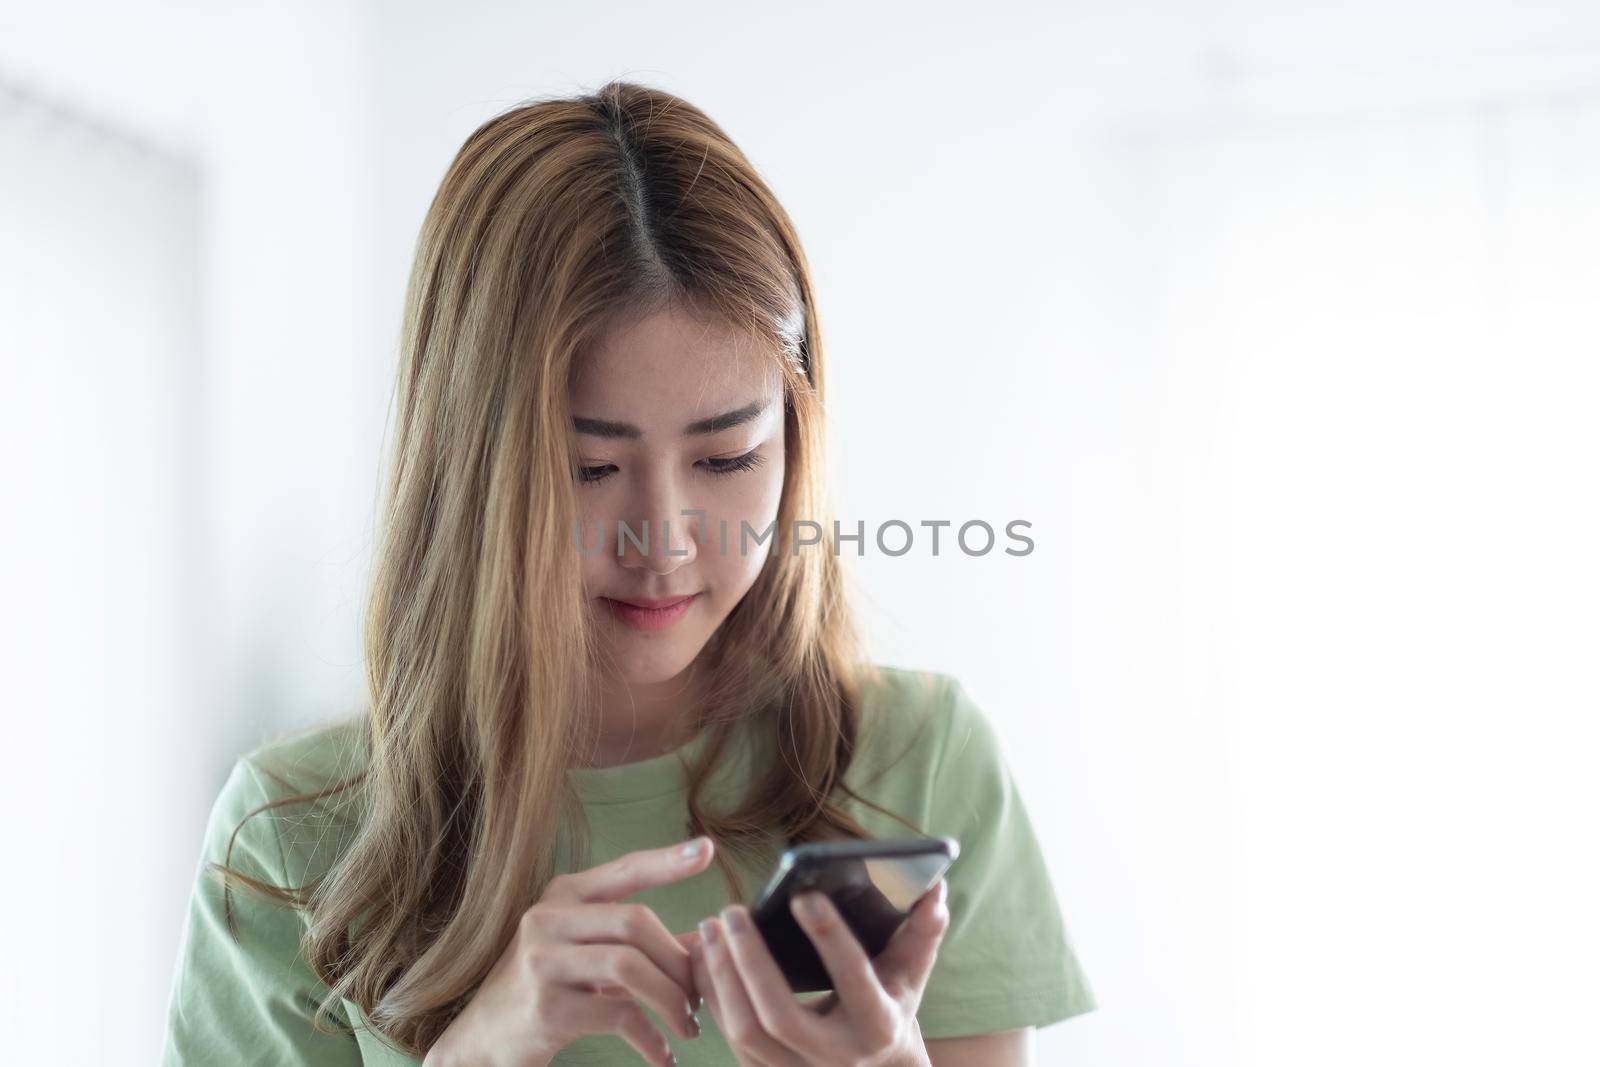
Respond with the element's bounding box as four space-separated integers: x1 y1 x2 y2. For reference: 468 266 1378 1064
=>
572 496 617 593
750 441 786 517
705 465 784 579
707 459 783 531
577 535 607 595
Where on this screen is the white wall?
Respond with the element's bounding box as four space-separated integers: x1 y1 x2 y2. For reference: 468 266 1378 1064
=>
0 3 383 1064
4 1 1598 1064
0 81 203 1065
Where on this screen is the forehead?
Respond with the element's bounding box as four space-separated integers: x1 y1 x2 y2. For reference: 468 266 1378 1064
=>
571 305 782 416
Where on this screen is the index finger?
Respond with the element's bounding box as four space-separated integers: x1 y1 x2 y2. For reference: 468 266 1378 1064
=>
538 902 700 1005
552 835 714 904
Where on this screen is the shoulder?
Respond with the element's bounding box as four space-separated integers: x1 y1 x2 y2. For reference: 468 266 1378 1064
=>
857 663 957 714
847 664 1007 814
208 716 370 886
855 663 998 768
237 715 369 799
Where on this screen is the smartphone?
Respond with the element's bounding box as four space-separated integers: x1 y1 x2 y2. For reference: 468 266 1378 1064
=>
747 836 959 993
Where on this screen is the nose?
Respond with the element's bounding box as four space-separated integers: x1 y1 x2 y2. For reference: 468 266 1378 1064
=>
616 495 702 577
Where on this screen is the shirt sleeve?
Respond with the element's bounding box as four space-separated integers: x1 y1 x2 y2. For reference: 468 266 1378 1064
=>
160 757 365 1066
913 676 1097 1040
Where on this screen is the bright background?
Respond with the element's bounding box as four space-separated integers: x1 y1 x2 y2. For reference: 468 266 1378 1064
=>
2 2 1597 1065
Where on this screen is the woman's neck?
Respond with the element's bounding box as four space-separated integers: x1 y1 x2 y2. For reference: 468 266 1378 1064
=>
580 665 705 768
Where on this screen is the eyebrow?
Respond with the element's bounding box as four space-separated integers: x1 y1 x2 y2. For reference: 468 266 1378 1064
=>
573 399 769 440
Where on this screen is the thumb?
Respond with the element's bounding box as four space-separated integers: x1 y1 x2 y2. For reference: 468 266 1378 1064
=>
875 879 949 994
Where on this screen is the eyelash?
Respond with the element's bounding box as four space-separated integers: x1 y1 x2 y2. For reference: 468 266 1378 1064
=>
576 449 766 487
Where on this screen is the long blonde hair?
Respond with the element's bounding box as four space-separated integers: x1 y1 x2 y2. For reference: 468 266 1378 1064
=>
213 79 925 1057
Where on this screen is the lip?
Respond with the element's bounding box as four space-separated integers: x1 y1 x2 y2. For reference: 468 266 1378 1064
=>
609 595 696 609
600 593 700 632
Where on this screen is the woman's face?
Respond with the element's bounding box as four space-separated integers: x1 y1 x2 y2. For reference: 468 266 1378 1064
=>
569 304 787 685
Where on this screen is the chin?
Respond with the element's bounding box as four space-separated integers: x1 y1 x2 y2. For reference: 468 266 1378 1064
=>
604 639 702 684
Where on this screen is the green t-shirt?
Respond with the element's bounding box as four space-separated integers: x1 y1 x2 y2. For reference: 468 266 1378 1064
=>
160 666 1095 1065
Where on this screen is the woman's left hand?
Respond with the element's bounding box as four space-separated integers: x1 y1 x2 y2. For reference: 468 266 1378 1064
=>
687 879 949 1067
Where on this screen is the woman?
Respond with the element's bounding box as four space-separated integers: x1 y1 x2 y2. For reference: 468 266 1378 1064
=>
160 80 1094 1067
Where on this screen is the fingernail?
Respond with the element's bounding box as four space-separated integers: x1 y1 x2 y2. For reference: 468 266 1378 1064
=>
681 837 706 860
722 906 748 934
666 1054 678 1067
695 994 704 1012
792 892 823 920
698 917 719 946
686 1010 701 1037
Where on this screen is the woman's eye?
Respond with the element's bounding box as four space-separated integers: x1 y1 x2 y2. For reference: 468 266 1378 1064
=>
576 450 764 487
700 449 766 477
577 464 616 486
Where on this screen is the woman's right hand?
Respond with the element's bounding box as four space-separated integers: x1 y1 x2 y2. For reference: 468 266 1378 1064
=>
423 834 716 1067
